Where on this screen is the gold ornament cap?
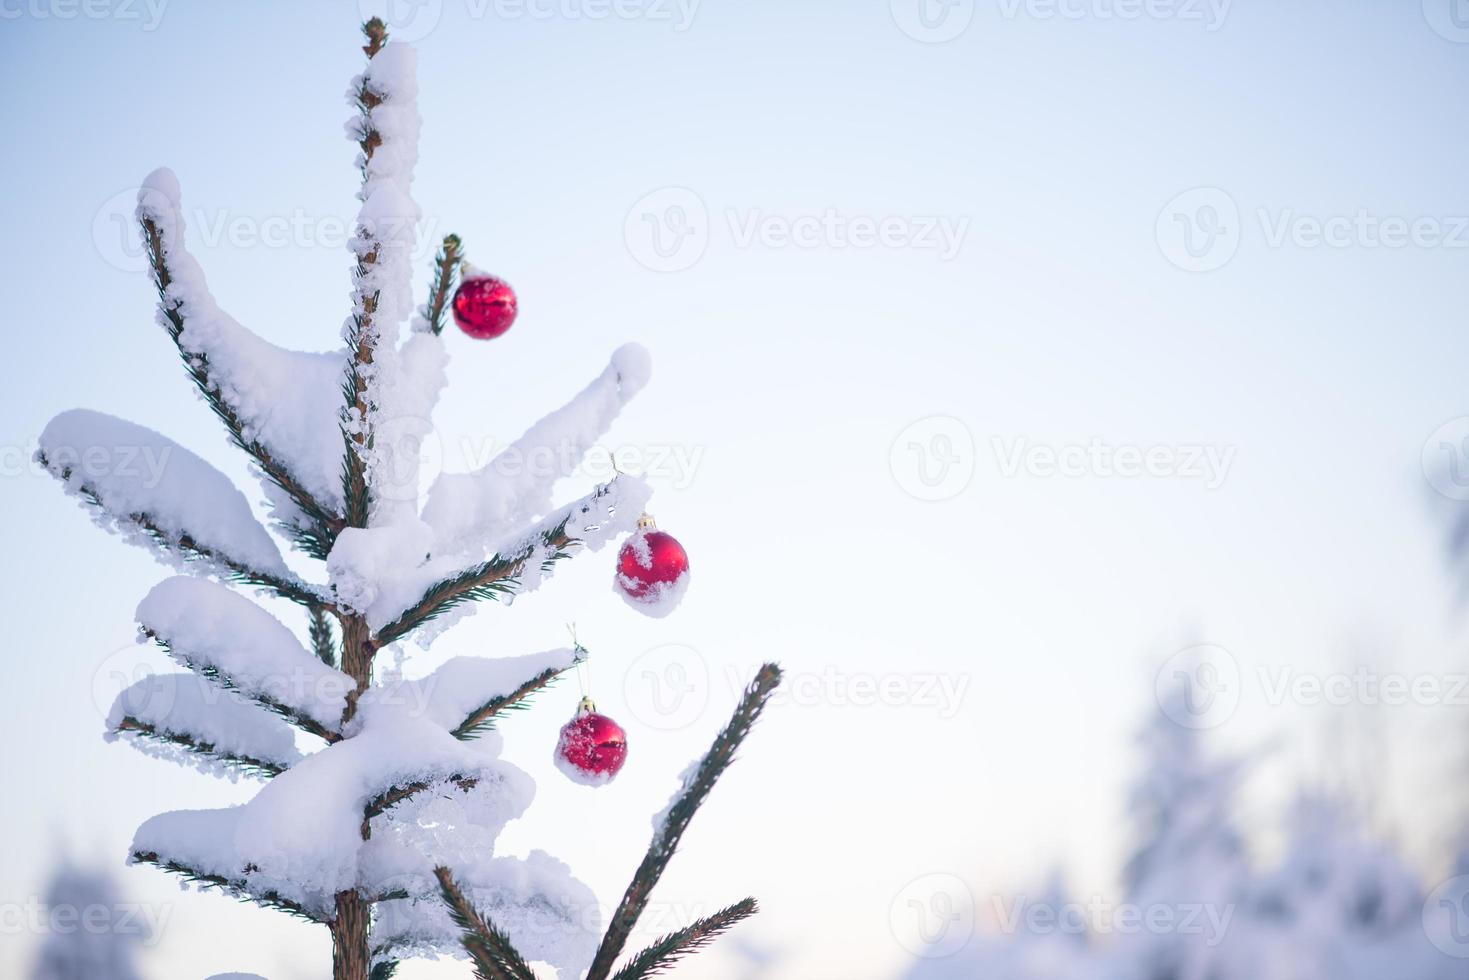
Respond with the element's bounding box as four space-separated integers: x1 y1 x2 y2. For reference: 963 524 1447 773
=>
636 513 657 530
576 696 597 715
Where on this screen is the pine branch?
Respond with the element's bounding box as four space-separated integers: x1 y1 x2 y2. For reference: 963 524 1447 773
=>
361 15 388 57
434 866 538 980
131 850 323 923
127 509 319 607
362 776 479 839
374 527 576 645
587 664 783 980
423 234 463 335
369 962 400 980
339 17 392 531
310 604 338 667
376 479 636 643
41 467 325 609
451 662 575 740
112 716 288 778
609 899 759 980
139 215 342 559
142 631 342 744
339 380 371 531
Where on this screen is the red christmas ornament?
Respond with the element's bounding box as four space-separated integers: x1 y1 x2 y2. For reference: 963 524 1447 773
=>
555 697 627 785
614 514 690 618
452 273 518 339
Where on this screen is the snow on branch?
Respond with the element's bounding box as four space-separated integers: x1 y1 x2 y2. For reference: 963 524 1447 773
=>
129 809 342 920
36 409 315 603
130 691 533 924
340 33 423 529
370 850 599 977
422 344 653 555
106 672 304 779
358 648 583 738
347 649 583 827
137 577 355 739
363 775 481 833
137 169 348 557
371 475 651 643
450 662 573 741
586 664 782 980
130 843 325 924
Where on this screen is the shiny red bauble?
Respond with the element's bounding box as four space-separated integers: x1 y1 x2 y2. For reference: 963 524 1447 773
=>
451 274 517 339
555 698 628 785
614 518 690 617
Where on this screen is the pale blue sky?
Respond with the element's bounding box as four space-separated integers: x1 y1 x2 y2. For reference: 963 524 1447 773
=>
3 2 1469 978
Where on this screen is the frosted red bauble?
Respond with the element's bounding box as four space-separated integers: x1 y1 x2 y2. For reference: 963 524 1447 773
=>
615 529 690 606
452 275 517 339
555 699 627 785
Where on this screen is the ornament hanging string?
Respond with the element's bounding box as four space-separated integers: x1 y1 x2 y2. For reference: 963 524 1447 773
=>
568 623 588 699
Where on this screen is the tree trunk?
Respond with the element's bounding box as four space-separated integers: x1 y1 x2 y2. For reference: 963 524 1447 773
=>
332 613 377 980
331 890 370 980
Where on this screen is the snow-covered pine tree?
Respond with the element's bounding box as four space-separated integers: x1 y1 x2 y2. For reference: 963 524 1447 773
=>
1122 674 1249 980
1244 792 1422 978
27 858 147 980
37 19 779 980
